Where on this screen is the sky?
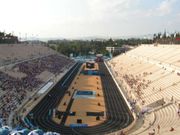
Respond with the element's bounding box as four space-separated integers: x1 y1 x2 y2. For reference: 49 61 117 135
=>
0 0 180 39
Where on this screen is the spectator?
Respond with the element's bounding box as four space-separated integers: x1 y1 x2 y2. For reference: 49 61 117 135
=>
0 54 75 123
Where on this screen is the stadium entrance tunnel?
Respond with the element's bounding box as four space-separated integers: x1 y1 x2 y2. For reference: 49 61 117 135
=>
25 62 134 135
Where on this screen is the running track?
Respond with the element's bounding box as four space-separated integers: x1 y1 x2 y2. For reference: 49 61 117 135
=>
26 62 134 135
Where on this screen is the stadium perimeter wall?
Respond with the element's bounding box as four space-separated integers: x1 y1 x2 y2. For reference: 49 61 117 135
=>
104 61 137 134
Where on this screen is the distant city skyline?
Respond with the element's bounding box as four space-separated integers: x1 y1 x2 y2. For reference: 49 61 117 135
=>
0 0 180 39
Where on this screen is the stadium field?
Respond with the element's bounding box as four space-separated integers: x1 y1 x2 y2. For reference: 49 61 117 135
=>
25 62 133 135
